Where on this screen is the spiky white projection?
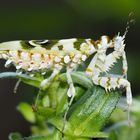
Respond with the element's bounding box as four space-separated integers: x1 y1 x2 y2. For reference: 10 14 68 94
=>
0 35 132 106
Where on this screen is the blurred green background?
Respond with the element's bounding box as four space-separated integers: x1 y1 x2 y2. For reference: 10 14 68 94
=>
0 0 140 139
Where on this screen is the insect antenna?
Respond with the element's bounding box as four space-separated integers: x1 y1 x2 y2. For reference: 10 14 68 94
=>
127 104 132 126
123 12 135 38
122 12 135 126
62 94 75 131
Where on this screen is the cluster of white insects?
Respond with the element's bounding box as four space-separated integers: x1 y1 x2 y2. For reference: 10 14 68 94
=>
0 15 134 124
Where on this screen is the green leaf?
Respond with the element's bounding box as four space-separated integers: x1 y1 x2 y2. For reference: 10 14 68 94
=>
63 135 90 140
49 87 120 138
18 129 62 140
0 72 18 79
59 72 93 89
0 72 42 88
17 102 36 123
108 97 140 140
48 73 121 139
47 79 60 108
74 86 86 101
108 121 140 140
36 106 55 119
42 95 50 107
108 130 118 140
19 136 48 140
48 116 107 139
9 132 22 140
18 74 42 88
55 83 68 115
63 87 121 138
48 115 64 132
5 71 122 139
31 125 50 136
19 77 41 88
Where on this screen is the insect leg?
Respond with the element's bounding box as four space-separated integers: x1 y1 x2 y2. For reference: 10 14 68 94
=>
101 49 128 79
40 69 60 90
122 51 128 79
101 49 122 74
85 53 98 76
33 69 61 111
109 35 128 78
66 68 76 97
92 75 132 106
63 67 76 130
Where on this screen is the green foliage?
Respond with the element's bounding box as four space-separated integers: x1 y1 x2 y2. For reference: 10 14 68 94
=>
108 97 140 140
0 72 121 139
9 132 22 140
17 103 36 123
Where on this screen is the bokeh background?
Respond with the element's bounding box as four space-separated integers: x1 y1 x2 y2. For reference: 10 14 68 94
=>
0 0 140 139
